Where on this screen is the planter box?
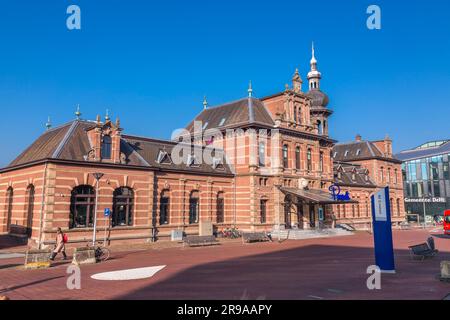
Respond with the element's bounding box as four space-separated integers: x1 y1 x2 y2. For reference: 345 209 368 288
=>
72 247 96 265
24 249 51 270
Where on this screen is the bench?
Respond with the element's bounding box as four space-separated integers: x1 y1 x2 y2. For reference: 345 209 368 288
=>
242 232 272 244
408 243 438 260
183 235 219 247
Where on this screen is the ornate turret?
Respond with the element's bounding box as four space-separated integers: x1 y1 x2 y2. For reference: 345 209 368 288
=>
292 68 303 93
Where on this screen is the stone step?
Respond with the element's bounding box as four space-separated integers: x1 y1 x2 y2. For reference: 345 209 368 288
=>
270 228 353 240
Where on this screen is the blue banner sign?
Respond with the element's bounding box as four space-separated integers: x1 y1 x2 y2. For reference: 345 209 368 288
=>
329 184 351 201
104 208 111 217
371 187 395 273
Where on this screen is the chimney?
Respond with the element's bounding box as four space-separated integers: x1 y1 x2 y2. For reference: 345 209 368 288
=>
384 134 393 157
355 134 362 142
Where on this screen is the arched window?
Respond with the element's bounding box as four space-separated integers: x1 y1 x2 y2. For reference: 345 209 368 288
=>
5 187 13 232
317 120 323 135
113 187 134 227
189 191 199 224
160 190 170 225
216 192 224 223
380 167 384 183
282 145 289 168
307 148 312 171
297 107 302 124
25 185 35 237
295 146 301 170
258 142 266 167
396 199 401 216
101 135 112 159
70 185 95 229
394 169 398 184
389 198 394 215
323 120 327 134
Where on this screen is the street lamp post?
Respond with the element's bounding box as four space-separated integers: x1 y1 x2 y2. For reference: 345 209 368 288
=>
92 172 104 246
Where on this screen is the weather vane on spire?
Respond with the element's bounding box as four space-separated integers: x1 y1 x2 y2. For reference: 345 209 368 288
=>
75 104 81 120
203 96 208 110
248 81 253 98
46 116 52 130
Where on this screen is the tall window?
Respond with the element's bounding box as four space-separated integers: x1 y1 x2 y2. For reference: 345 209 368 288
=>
317 120 323 135
396 199 401 216
297 107 302 124
394 169 398 184
380 167 384 183
390 198 394 215
258 142 266 167
70 185 95 229
319 151 324 172
101 135 112 159
160 190 170 225
25 185 35 237
282 145 289 168
260 199 267 224
113 187 134 227
295 147 301 170
307 148 312 171
5 187 13 232
293 108 297 124
216 192 224 223
387 168 391 184
189 191 199 224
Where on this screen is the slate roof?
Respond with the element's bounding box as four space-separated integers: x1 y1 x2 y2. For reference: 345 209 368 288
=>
5 120 233 175
185 97 275 132
395 140 450 162
332 140 401 163
333 162 376 188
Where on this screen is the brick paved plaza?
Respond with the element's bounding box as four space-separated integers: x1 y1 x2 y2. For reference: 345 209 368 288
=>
1 229 449 300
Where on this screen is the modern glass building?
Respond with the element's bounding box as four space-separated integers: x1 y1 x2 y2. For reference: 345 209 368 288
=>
396 140 450 219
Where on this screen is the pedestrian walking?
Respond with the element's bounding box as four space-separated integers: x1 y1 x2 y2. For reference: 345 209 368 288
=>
50 227 68 261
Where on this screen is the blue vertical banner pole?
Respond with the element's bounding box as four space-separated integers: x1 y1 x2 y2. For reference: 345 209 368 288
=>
371 186 396 273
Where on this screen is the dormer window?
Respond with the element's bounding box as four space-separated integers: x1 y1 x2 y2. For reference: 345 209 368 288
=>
219 118 226 126
356 149 361 156
101 135 112 159
157 150 172 164
333 152 337 158
202 122 209 130
212 157 224 170
187 154 200 167
344 150 349 157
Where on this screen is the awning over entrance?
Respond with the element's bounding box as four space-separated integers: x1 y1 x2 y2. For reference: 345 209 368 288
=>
279 187 358 204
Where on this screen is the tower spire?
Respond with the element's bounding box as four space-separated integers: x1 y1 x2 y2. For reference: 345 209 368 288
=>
75 104 81 120
105 109 110 121
203 96 208 110
248 81 253 98
45 116 52 130
307 41 322 90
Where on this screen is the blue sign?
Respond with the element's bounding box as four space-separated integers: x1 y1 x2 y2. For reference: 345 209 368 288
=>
104 208 111 217
371 187 395 273
329 184 351 201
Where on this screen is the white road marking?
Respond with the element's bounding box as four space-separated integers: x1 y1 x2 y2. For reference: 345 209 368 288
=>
91 265 166 281
0 253 25 260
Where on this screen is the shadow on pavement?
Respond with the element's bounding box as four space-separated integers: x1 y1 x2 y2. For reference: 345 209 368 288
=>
115 243 450 300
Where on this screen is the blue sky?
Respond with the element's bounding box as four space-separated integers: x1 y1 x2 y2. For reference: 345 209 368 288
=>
1 0 449 166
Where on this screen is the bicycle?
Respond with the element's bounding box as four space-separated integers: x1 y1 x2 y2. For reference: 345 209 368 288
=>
87 242 111 262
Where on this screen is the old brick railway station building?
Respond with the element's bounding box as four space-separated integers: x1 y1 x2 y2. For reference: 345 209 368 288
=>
0 48 406 248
